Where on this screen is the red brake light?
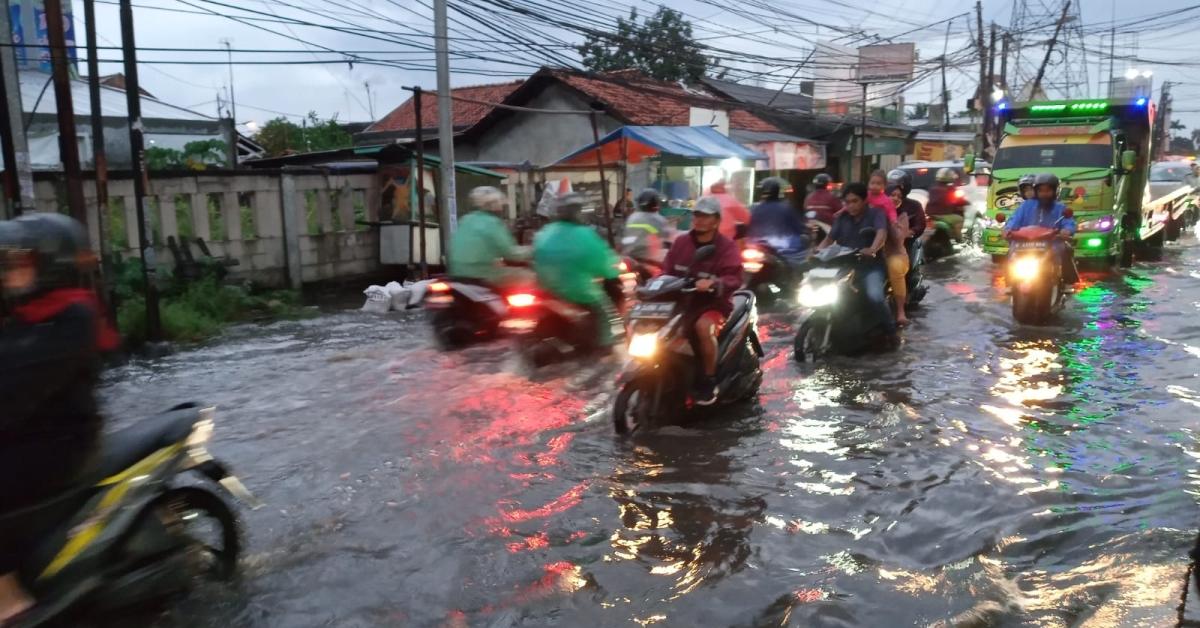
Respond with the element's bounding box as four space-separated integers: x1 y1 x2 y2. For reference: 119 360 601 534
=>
995 213 1006 223
506 293 537 308
952 188 966 200
430 281 451 293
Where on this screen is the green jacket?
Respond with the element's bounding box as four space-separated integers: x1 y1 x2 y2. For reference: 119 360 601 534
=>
532 221 619 306
447 210 525 282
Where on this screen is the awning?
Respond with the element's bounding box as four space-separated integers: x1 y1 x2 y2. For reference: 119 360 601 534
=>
552 125 766 167
730 129 827 170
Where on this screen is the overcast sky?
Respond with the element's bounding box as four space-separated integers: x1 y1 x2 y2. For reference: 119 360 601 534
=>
72 0 1200 132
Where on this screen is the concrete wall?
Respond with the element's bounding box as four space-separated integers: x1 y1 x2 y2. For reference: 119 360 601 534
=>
32 170 382 289
461 84 623 166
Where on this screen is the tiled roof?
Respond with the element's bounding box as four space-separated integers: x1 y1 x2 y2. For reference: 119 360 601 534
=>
549 70 779 132
365 80 524 133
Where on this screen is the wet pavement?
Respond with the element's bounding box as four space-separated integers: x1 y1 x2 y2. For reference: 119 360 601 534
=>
100 233 1200 627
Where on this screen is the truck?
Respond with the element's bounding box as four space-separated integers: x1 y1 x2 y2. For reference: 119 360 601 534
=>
976 97 1166 267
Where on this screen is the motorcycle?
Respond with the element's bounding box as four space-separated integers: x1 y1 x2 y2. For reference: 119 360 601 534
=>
7 403 255 627
924 187 969 261
997 210 1073 325
519 289 626 367
905 235 929 306
424 277 541 348
793 245 895 361
612 245 764 435
741 239 803 306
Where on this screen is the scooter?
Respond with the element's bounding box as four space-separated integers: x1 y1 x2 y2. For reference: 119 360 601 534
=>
793 246 895 361
997 210 1074 325
519 289 627 367
424 277 541 348
7 403 255 627
741 240 802 306
905 235 929 306
925 187 969 261
612 245 764 435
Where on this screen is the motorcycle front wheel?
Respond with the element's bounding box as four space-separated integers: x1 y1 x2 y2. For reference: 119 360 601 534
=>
162 486 241 581
613 380 653 435
793 320 829 362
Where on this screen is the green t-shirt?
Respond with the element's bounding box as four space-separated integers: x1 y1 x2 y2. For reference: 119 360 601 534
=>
532 221 619 306
447 210 523 282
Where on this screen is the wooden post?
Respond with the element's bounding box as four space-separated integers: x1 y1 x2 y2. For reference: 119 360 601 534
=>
414 86 428 278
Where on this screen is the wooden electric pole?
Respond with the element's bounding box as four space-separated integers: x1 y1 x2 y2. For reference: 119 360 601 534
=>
44 0 87 224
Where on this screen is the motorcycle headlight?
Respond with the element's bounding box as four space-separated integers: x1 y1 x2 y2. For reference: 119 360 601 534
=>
798 282 839 307
1077 215 1115 232
628 333 658 359
1010 256 1042 281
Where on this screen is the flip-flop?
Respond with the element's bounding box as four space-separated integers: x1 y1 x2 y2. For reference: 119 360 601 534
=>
896 319 911 328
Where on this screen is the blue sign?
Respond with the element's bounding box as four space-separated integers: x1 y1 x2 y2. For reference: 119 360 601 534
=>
10 4 24 66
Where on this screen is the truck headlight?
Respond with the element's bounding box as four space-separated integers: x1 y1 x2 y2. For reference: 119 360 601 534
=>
628 333 658 359
1010 256 1041 281
1077 215 1114 232
798 283 839 307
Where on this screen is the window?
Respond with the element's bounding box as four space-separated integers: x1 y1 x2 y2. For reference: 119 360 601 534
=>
993 143 1112 170
1150 163 1194 182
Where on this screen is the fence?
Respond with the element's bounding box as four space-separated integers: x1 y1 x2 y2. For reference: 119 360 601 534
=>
33 169 384 288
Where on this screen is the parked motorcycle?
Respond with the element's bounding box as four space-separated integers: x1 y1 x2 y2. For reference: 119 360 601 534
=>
424 278 541 347
997 210 1073 325
793 246 895 361
7 403 255 627
612 245 763 435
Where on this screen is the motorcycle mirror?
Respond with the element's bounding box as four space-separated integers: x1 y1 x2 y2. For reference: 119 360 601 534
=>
1062 208 1074 219
995 213 1006 224
805 210 817 219
693 244 717 263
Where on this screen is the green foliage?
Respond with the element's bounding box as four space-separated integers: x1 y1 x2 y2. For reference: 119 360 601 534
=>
253 112 352 157
111 257 307 345
145 139 228 171
578 6 710 82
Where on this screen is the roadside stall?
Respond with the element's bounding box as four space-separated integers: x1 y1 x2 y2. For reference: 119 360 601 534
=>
551 125 766 232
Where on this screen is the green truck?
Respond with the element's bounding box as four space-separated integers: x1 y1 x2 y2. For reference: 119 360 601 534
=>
977 98 1164 266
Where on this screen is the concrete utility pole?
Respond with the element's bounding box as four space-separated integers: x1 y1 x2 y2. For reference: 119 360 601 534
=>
975 0 985 155
1031 1 1072 100
84 0 111 274
44 0 86 224
120 0 161 341
433 0 458 251
941 19 952 131
984 23 996 159
221 38 237 168
1156 81 1172 160
0 0 33 217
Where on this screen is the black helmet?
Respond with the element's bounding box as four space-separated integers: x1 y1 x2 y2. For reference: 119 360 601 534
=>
1033 173 1060 193
635 188 661 211
1 212 92 300
813 173 833 189
759 176 790 201
555 193 586 223
1018 173 1035 189
885 169 912 197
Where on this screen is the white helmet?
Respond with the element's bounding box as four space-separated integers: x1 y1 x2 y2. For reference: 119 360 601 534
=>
469 186 505 213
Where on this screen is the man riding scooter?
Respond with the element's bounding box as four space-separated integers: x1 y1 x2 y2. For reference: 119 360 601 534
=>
1003 173 1079 284
532 193 626 354
0 213 119 625
803 173 841 226
747 176 807 262
926 167 967 240
620 188 674 276
812 182 898 348
661 196 744 405
448 186 530 288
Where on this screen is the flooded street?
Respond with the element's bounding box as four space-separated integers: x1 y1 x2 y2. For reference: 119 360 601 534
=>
100 234 1200 627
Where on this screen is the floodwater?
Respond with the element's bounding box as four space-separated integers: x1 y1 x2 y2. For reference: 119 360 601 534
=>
100 234 1200 627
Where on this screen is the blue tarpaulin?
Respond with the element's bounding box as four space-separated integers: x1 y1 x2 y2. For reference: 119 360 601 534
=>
553 125 767 166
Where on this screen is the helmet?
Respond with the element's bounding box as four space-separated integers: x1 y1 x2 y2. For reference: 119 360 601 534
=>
1018 173 1036 189
469 186 505 213
759 176 790 201
555 192 586 222
885 169 912 196
1033 173 1060 193
935 167 958 184
635 188 661 211
1 212 92 300
813 173 833 189
692 196 722 216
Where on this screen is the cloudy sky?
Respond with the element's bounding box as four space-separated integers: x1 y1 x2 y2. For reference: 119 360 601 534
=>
73 0 1200 132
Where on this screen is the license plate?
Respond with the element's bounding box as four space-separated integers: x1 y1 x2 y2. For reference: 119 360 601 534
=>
631 302 673 318
1011 241 1048 250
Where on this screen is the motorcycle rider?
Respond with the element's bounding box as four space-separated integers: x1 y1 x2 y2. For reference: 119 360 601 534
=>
0 213 119 624
661 196 744 406
813 182 898 348
1018 173 1036 201
447 186 530 288
708 180 751 243
621 188 673 269
533 193 625 351
887 169 926 242
926 167 966 239
1003 173 1079 284
747 176 807 263
803 173 842 226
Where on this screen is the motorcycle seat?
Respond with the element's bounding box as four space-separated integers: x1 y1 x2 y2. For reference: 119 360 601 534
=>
96 403 203 480
719 291 755 343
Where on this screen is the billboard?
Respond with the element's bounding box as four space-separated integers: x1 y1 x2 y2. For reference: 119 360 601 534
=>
857 43 916 82
9 0 76 72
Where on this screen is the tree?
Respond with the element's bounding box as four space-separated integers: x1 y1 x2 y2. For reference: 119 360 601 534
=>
578 7 710 82
254 111 353 157
1170 135 1195 154
1171 119 1186 130
908 103 930 121
145 139 228 171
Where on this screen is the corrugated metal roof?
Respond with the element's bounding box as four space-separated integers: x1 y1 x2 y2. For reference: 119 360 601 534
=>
21 69 216 122
701 77 812 112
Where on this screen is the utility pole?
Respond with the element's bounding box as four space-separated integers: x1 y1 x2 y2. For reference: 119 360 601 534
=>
84 0 111 281
0 0 33 217
983 23 996 159
975 0 986 156
1031 1 1072 100
858 82 868 180
414 86 428 278
941 19 952 131
364 81 375 120
120 0 161 341
221 38 237 168
44 0 86 224
433 0 458 254
1000 32 1010 96
1156 81 1172 160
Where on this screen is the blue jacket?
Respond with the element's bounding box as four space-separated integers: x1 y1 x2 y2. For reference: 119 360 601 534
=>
1005 200 1076 235
747 199 806 254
